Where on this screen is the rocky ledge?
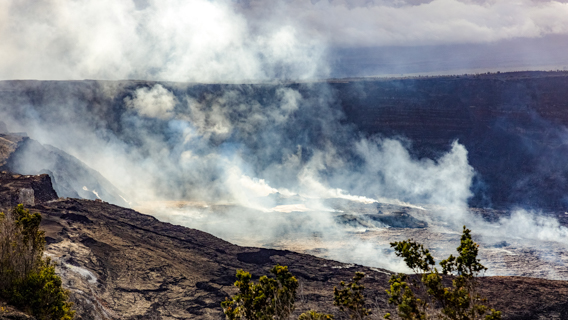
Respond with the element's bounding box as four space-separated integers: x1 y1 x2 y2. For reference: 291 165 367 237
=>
0 171 58 211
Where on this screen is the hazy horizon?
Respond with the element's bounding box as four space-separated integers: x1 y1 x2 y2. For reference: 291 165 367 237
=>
2 0 568 81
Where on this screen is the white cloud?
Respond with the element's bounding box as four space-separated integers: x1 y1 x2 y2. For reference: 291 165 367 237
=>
2 0 567 81
238 0 568 47
0 0 326 81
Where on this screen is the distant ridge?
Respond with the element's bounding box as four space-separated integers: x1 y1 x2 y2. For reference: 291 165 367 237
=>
0 130 129 207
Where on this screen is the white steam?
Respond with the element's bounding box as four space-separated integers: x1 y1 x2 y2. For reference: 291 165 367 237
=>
2 0 568 80
354 139 473 210
2 80 568 275
492 209 568 242
125 85 177 120
0 0 326 81
1 0 567 276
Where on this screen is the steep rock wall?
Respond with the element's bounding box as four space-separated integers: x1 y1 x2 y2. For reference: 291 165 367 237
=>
333 71 568 209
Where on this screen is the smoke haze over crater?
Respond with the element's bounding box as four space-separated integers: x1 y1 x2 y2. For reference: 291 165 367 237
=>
2 79 568 274
1 0 568 274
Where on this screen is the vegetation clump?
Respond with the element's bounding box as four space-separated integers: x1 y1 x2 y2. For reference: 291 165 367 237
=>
222 265 299 320
298 310 334 320
221 226 500 320
333 271 371 319
222 265 336 320
385 226 501 320
0 204 74 320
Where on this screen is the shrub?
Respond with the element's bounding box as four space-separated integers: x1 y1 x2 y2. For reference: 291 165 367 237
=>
10 258 74 320
298 310 334 320
0 204 45 287
333 272 371 320
222 265 299 320
0 204 75 320
384 226 501 320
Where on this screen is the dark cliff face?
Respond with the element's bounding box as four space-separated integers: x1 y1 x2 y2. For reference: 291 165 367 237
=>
331 71 568 210
0 133 129 207
1 73 568 211
0 171 58 210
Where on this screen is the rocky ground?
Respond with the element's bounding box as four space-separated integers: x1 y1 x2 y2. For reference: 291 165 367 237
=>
1 173 568 319
36 198 568 320
138 200 568 281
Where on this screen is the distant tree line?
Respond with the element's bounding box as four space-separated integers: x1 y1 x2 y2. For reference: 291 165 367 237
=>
221 226 501 320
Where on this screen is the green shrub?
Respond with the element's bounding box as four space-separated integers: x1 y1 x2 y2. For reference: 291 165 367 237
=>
222 265 299 320
0 204 74 320
385 226 501 320
220 226 501 320
333 271 371 320
0 204 45 286
10 258 74 320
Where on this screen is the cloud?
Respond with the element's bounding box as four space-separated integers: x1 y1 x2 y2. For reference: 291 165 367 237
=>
238 0 568 47
2 0 568 81
0 0 326 81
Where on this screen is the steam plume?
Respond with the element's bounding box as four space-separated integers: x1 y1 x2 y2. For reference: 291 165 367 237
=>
0 0 567 275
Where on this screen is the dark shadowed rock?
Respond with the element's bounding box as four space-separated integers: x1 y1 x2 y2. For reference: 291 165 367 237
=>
0 171 58 211
0 133 129 207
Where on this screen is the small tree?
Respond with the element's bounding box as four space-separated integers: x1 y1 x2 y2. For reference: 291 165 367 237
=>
333 272 371 319
0 204 74 320
384 226 501 320
10 258 75 320
0 204 45 286
222 265 299 320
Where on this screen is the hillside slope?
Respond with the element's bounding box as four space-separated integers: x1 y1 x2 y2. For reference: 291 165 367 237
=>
0 173 566 319
0 131 129 207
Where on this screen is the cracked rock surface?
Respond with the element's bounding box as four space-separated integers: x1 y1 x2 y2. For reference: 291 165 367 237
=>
29 198 568 320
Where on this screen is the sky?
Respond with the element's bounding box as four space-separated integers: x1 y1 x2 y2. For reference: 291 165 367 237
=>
1 0 568 81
